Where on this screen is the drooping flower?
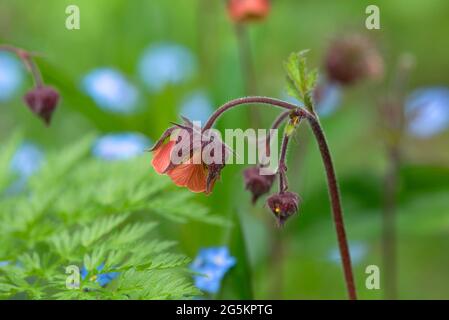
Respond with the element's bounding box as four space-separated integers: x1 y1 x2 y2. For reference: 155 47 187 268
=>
190 246 236 294
138 43 196 92
23 85 60 125
325 34 383 86
405 87 449 138
82 68 138 113
93 133 151 161
150 118 229 194
266 191 300 226
81 263 119 287
179 90 214 126
0 52 23 102
243 166 275 203
227 0 271 23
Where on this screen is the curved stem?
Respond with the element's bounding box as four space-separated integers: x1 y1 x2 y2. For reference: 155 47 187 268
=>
204 96 297 130
307 116 357 300
265 111 290 157
0 44 44 87
204 96 357 299
278 134 290 193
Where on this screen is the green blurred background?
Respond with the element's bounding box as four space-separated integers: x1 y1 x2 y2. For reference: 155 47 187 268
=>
1 0 449 299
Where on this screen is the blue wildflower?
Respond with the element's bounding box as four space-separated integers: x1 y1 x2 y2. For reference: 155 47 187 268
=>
81 263 119 287
179 90 214 126
313 82 342 117
405 87 449 138
0 261 10 267
10 142 44 179
329 242 367 265
138 43 196 92
190 246 236 294
92 133 151 161
82 68 138 113
0 52 23 102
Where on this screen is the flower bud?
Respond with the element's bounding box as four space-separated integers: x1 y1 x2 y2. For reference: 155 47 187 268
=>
266 191 299 226
227 0 270 23
243 166 275 203
325 34 383 86
23 85 60 125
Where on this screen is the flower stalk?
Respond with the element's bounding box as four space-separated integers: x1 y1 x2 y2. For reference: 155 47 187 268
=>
0 44 60 125
203 96 357 299
0 44 43 87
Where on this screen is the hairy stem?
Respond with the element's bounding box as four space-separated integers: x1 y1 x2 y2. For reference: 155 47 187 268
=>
204 96 357 299
0 44 43 87
307 116 357 300
203 96 296 130
265 111 290 158
278 133 290 193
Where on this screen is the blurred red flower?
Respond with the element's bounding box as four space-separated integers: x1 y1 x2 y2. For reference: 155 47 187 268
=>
227 0 270 23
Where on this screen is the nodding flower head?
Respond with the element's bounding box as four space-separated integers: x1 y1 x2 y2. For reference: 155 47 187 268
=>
227 0 270 23
150 117 230 194
325 34 383 86
243 166 276 203
266 191 300 226
23 85 60 125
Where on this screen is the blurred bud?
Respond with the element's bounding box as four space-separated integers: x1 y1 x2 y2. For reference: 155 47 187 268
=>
23 85 60 125
243 166 275 203
266 191 299 226
325 34 383 86
227 0 270 23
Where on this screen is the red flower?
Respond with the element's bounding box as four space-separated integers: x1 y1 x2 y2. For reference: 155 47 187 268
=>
151 118 228 194
227 0 270 23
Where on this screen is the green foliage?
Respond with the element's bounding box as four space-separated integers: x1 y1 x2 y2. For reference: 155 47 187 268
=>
284 50 318 112
0 134 227 300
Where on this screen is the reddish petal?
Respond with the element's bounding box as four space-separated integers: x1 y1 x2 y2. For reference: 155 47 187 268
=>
167 162 207 193
151 141 175 174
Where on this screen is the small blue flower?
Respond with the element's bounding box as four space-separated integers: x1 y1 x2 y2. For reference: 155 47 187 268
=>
179 90 214 126
314 82 342 117
190 246 236 294
10 142 44 179
82 68 139 113
0 261 10 267
92 133 151 161
138 43 196 92
0 52 24 102
405 87 449 138
329 242 367 265
81 263 119 287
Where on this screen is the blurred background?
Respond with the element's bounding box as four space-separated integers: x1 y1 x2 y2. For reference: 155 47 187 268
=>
1 0 449 299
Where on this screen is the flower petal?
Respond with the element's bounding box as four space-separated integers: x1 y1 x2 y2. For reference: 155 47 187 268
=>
151 140 175 174
167 162 207 193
